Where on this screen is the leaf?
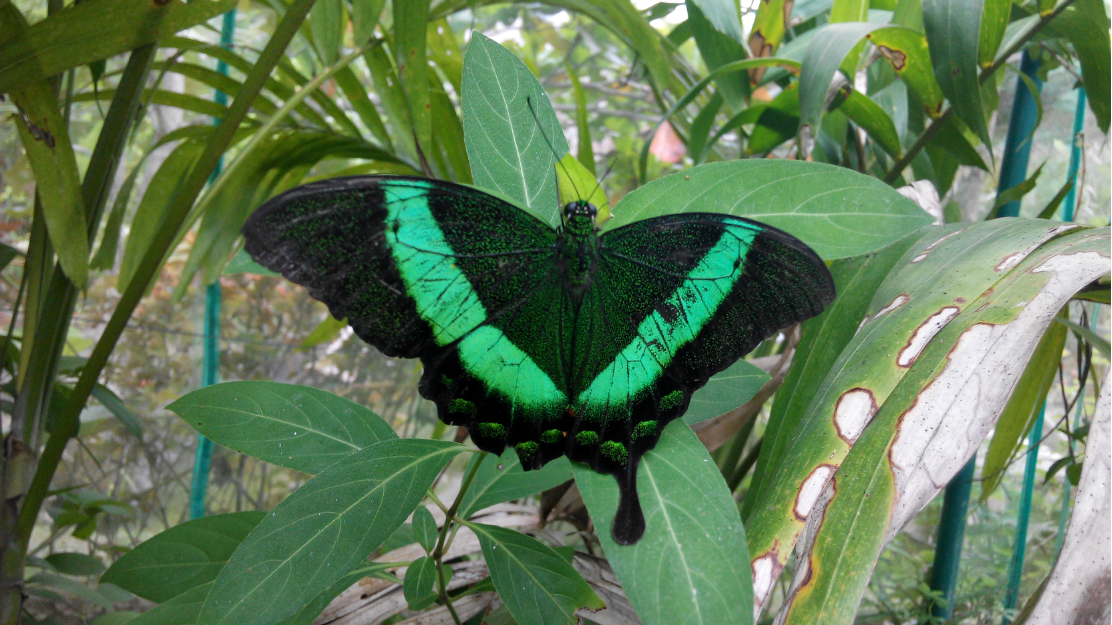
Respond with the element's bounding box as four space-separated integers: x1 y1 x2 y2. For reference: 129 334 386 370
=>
749 0 792 59
797 22 882 147
565 62 595 177
101 512 265 603
603 160 933 260
90 613 139 625
753 224 1109 622
309 0 343 65
222 247 280 277
44 553 105 576
352 0 384 46
394 0 432 160
923 0 992 147
402 556 438 611
462 32 566 225
27 572 112 609
1037 178 1075 221
1056 317 1112 357
830 0 868 22
575 421 751 625
124 582 211 625
169 381 396 475
978 0 1010 68
556 153 608 222
412 506 438 554
980 317 1066 499
90 158 142 271
683 358 770 426
470 523 604 625
991 162 1044 214
298 314 348 349
746 83 800 155
6 76 88 288
91 384 142 438
837 90 902 159
0 241 19 272
198 440 462 625
457 451 573 520
0 0 236 93
927 115 989 171
744 233 921 518
687 92 723 163
867 27 946 118
1042 0 1111 133
686 0 749 111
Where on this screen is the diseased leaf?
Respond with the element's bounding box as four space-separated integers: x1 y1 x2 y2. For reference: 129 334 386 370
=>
866 27 945 118
168 381 396 475
198 440 462 625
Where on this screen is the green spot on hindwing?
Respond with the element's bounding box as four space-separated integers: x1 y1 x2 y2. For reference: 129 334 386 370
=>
659 390 684 412
515 441 539 463
631 420 659 441
440 374 454 389
476 422 506 441
576 430 599 446
540 429 563 444
600 441 627 464
449 398 476 420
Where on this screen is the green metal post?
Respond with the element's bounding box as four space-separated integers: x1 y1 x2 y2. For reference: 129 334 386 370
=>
189 9 236 521
928 49 1043 620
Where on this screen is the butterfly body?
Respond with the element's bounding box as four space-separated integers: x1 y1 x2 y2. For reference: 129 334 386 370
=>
243 175 835 544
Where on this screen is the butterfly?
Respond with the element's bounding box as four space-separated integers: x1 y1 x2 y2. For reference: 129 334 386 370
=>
242 175 835 544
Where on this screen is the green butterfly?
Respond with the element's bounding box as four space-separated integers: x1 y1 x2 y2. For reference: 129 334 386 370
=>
242 175 834 544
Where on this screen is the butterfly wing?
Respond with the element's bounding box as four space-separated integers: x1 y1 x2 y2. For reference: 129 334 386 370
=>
569 212 834 499
242 176 572 459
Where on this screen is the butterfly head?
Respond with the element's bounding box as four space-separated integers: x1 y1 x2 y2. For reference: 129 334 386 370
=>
562 201 598 235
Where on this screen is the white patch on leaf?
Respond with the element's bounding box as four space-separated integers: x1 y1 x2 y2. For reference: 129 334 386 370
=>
794 465 836 520
897 307 960 367
834 389 877 444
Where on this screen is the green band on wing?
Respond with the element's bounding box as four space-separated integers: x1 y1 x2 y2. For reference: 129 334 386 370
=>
382 181 567 417
577 225 757 421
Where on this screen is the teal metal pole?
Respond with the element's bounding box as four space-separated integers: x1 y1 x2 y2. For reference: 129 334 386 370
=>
189 9 236 521
1002 408 1044 623
928 49 1044 620
1059 87 1087 222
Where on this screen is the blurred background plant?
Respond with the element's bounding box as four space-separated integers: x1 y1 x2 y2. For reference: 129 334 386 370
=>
0 0 1107 622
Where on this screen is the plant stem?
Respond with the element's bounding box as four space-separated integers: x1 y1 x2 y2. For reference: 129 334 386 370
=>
882 0 1079 184
430 452 485 625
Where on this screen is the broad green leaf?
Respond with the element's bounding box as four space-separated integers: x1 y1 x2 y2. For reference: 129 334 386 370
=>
556 153 608 222
470 523 604 625
125 582 211 625
168 381 396 474
747 83 799 155
565 63 595 177
866 27 945 118
352 0 385 46
118 138 205 293
412 506 438 553
1042 0 1111 133
744 233 921 518
457 450 573 519
309 0 343 65
101 512 265 603
837 90 902 159
28 572 112 608
199 439 462 625
797 22 881 148
44 553 104 576
773 227 1110 623
830 0 868 22
923 0 992 147
927 115 988 171
91 384 142 438
298 314 348 349
222 247 280 277
687 91 723 163
980 315 1067 499
684 358 770 426
686 0 749 111
575 421 751 625
90 613 139 625
5 73 88 288
462 32 566 225
402 556 438 611
603 160 933 260
978 0 1010 68
395 0 432 159
0 0 235 93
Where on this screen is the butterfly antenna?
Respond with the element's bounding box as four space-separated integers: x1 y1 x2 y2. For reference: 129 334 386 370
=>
525 95 582 204
584 156 617 208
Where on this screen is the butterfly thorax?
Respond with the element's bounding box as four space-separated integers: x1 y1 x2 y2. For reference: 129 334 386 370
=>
558 201 599 301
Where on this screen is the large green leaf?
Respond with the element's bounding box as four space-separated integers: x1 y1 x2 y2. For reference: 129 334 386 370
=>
683 358 769 426
603 160 933 259
470 523 604 625
686 0 749 111
462 32 566 225
688 0 744 43
457 451 573 520
309 0 343 65
744 233 921 519
774 227 1110 623
124 581 212 625
0 0 235 93
866 27 945 117
574 421 752 625
168 381 396 475
923 0 992 147
977 0 1010 67
837 90 902 159
797 22 881 148
1042 0 1111 133
101 512 265 603
394 0 432 159
198 439 462 625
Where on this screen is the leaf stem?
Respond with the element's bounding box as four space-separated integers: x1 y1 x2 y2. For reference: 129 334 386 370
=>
882 0 1079 184
430 452 484 625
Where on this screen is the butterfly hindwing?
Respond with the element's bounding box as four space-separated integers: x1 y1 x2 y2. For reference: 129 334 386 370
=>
242 176 570 459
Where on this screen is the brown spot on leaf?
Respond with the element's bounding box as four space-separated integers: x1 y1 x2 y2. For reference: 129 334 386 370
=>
877 45 907 71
